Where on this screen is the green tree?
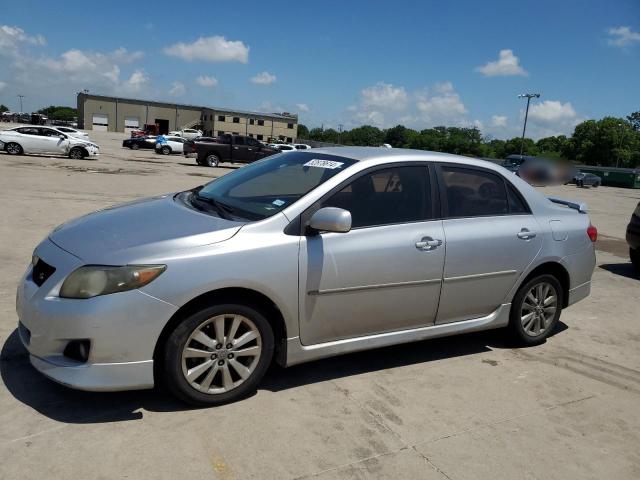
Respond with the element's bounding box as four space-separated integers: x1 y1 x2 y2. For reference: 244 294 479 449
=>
0 104 9 113
342 125 384 146
297 124 309 139
626 111 640 132
384 125 414 147
571 117 637 167
37 105 78 121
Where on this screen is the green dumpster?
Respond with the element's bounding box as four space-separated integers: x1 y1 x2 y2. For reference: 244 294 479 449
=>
577 166 640 189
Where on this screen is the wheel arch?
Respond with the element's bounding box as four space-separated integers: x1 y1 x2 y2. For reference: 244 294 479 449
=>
70 146 88 158
153 287 288 381
516 261 570 308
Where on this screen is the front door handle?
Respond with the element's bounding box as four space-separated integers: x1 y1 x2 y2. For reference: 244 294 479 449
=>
416 236 442 251
517 228 537 240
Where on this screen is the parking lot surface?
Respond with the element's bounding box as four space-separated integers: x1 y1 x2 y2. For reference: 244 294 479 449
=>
1 128 639 479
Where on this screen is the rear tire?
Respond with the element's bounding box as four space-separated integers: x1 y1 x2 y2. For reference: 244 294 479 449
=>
631 248 640 273
206 154 220 168
131 143 140 150
161 146 171 155
5 142 23 155
163 303 274 406
509 274 563 346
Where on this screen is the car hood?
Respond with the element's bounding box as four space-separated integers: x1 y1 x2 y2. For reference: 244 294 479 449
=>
49 194 245 264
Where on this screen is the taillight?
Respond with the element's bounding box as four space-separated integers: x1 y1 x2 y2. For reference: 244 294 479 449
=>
587 224 597 242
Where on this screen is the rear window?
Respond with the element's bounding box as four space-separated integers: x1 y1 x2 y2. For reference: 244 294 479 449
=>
441 166 508 217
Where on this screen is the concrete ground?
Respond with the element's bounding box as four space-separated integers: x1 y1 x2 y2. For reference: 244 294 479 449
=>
0 127 639 479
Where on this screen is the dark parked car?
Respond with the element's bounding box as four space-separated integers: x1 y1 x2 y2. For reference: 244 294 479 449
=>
627 202 640 272
503 155 576 186
122 136 157 150
570 172 602 188
184 134 278 167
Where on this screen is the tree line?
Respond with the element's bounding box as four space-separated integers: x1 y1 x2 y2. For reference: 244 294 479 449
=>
298 111 640 168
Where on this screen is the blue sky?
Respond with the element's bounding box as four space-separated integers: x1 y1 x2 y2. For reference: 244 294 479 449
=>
0 0 638 138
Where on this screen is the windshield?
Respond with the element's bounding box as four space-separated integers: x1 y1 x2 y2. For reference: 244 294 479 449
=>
194 152 356 220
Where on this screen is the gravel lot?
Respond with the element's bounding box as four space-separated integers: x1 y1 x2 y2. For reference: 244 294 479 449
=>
1 126 639 480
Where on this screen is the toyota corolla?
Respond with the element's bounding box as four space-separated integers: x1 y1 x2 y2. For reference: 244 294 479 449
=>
16 148 596 405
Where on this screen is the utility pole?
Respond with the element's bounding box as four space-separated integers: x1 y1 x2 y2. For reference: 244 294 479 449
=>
616 122 625 168
338 123 343 144
17 95 25 113
517 93 540 156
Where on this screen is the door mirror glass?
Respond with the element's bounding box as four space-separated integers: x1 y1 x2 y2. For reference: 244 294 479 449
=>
59 134 66 139
309 207 352 234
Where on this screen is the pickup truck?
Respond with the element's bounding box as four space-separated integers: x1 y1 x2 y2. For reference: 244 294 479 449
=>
184 134 278 167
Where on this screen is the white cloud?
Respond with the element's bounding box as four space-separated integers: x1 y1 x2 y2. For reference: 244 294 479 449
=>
164 36 249 63
296 103 310 112
168 81 186 97
526 100 580 138
607 26 640 47
491 115 508 127
360 82 408 110
0 81 6 92
0 25 45 53
416 84 467 124
122 70 149 93
476 49 527 77
251 71 277 85
111 47 144 63
196 75 218 87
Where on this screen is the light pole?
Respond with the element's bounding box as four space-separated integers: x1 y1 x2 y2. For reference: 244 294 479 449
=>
17 94 25 113
616 122 625 168
517 93 540 156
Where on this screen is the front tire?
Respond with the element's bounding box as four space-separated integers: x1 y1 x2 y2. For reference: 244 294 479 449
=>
509 274 563 346
163 304 274 406
631 248 640 273
161 146 171 155
131 143 140 150
5 142 23 155
206 154 220 167
69 147 85 159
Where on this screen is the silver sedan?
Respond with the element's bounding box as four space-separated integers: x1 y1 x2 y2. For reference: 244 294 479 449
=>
16 148 596 405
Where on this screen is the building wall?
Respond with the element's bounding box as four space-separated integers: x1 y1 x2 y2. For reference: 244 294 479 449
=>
78 94 296 140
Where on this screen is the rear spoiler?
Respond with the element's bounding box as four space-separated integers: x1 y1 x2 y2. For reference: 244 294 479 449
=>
547 196 588 213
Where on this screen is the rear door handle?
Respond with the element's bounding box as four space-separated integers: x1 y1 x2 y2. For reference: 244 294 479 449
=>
416 236 442 251
517 228 536 240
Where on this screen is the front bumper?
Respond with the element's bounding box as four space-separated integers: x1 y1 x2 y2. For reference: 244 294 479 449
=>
16 238 178 391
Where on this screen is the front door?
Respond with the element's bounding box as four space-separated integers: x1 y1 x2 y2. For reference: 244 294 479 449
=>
299 164 445 345
231 136 250 162
435 164 543 324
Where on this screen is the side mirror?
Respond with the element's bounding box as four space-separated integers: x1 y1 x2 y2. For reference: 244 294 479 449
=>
309 207 352 234
59 134 66 139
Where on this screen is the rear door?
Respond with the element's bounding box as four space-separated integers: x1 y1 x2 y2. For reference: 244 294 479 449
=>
231 136 250 162
435 164 542 324
14 127 49 153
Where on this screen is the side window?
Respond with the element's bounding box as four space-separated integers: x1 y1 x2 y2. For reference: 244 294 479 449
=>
441 166 508 217
506 182 530 214
321 166 431 228
234 136 246 146
17 127 41 135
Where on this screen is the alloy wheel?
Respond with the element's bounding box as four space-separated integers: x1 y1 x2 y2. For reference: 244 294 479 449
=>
181 314 262 394
6 143 21 154
520 282 557 336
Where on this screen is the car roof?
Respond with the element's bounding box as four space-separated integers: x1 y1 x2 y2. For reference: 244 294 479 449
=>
308 146 502 169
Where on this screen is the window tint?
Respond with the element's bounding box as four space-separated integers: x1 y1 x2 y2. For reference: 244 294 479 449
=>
17 127 41 135
41 129 62 137
247 138 260 147
441 166 508 217
322 166 430 228
234 136 246 146
506 183 529 214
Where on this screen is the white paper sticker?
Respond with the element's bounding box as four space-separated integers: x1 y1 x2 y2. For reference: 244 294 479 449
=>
272 199 285 207
303 159 344 169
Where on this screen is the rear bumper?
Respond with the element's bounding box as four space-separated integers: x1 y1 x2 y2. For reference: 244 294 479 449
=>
568 281 591 306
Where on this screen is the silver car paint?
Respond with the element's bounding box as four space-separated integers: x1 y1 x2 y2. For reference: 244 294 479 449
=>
16 148 596 391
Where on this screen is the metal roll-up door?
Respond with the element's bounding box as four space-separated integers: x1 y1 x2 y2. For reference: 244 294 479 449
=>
92 114 109 131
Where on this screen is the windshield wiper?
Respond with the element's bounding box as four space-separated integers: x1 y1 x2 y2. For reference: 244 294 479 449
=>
191 191 232 220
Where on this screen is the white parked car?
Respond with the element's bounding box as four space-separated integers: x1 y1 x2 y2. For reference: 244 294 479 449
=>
271 144 296 152
52 126 90 140
293 143 312 150
180 129 203 140
155 136 186 155
0 126 99 159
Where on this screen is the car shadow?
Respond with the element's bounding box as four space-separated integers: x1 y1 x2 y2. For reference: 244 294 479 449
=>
1 322 568 424
599 262 639 280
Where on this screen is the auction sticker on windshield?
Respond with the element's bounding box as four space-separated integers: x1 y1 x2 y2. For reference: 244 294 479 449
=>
303 159 344 169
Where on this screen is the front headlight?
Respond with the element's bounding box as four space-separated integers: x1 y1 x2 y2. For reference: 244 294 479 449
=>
60 265 166 299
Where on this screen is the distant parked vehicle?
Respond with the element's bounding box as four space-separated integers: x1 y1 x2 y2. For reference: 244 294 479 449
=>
627 202 640 272
185 134 278 167
293 143 312 150
275 144 296 152
123 136 157 150
131 124 159 138
155 136 186 155
179 129 203 140
53 126 90 140
570 172 602 188
0 126 99 159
